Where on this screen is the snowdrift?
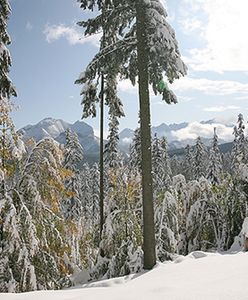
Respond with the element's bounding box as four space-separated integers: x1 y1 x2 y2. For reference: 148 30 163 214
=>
1 251 248 300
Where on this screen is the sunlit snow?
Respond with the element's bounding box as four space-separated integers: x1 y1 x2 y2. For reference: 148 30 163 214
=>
1 251 248 300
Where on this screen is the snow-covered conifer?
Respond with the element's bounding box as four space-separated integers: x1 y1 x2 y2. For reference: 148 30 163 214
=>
0 0 16 100
64 129 84 171
92 167 142 278
129 128 142 173
182 145 193 180
0 0 17 183
104 115 122 169
207 128 223 184
170 155 181 177
231 114 246 174
63 129 84 220
192 137 208 180
152 135 171 194
155 191 179 261
76 0 186 270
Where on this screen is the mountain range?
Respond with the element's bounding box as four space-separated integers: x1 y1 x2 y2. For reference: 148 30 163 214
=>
18 118 100 161
18 118 235 161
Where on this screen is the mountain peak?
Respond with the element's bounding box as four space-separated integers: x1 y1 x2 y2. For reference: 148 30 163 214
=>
19 118 97 156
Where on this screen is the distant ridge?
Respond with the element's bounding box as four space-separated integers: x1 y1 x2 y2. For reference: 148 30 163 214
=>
19 118 235 162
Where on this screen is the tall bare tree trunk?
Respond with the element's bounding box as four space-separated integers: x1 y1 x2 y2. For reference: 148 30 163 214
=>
136 0 156 270
99 74 104 242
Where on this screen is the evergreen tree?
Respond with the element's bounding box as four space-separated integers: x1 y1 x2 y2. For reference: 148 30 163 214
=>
171 174 189 255
76 0 186 270
0 0 16 100
92 166 142 279
192 137 208 180
160 136 172 182
182 145 193 180
186 178 212 252
0 189 39 292
129 127 142 173
63 129 84 220
231 114 246 174
64 129 84 171
76 0 125 240
155 191 179 261
152 134 171 195
207 128 223 184
0 0 17 182
104 115 122 169
170 155 181 177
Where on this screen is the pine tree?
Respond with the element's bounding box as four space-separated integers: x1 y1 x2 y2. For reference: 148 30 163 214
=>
186 178 212 252
155 191 179 261
192 137 208 180
152 135 171 195
170 154 181 177
64 129 84 172
229 114 248 242
0 0 16 100
160 137 172 181
63 129 84 220
0 189 39 292
182 145 193 180
76 0 125 240
104 115 122 169
92 166 142 279
207 128 223 184
231 114 246 175
129 127 142 173
0 0 17 182
76 0 187 270
171 174 189 254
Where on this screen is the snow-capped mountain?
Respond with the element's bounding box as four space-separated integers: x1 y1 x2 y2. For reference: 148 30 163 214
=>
19 118 100 158
119 119 235 151
19 118 235 161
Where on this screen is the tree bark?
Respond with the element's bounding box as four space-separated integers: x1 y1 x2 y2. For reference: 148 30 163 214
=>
136 0 156 270
99 74 104 241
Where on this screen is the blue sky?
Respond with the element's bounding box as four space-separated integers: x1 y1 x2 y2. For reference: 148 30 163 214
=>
8 0 248 139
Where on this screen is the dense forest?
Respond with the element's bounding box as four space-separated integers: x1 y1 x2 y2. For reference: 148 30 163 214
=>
1 0 248 294
1 111 248 292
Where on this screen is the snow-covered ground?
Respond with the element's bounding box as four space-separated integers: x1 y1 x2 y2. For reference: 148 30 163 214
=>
1 251 248 300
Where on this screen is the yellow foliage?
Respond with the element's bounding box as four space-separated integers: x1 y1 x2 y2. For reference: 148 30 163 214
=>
60 167 74 179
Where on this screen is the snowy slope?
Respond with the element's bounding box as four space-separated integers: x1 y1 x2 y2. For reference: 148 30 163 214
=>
1 251 248 300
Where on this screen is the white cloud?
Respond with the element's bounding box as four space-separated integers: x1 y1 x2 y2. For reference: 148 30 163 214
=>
180 17 203 34
213 115 237 126
182 0 248 72
118 80 137 94
170 77 248 96
236 95 248 101
177 95 193 102
119 75 248 98
94 129 108 139
43 24 101 46
121 137 133 144
203 105 240 112
172 121 234 141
